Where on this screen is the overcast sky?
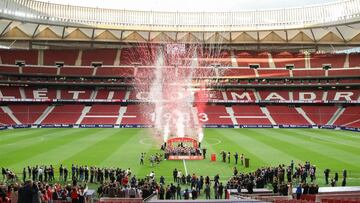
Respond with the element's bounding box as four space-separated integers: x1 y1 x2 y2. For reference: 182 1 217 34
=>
40 0 336 12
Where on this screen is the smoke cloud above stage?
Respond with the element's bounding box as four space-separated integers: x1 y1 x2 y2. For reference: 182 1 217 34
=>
133 44 208 143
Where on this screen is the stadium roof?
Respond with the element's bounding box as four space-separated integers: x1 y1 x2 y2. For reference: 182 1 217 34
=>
0 0 360 46
37 0 336 12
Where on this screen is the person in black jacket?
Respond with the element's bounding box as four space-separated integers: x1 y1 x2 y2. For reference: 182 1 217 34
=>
18 180 34 203
324 168 330 185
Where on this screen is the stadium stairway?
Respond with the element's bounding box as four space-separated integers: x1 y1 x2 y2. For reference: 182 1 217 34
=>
268 53 276 68
76 106 92 125
34 105 55 125
56 89 61 99
326 106 345 125
230 50 238 67
19 87 26 99
344 53 350 68
75 50 82 66
38 50 44 65
305 52 311 69
90 90 98 99
225 107 239 126
0 106 21 125
295 107 316 126
114 49 122 66
92 67 98 76
116 106 128 125
260 107 277 125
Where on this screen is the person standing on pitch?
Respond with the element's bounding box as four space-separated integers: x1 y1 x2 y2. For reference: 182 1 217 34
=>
227 152 231 163
202 148 207 159
140 153 144 165
324 168 330 185
240 154 244 165
234 152 239 164
173 168 178 182
22 168 26 183
342 169 347 186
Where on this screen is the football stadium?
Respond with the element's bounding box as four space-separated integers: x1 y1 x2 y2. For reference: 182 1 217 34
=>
0 0 360 202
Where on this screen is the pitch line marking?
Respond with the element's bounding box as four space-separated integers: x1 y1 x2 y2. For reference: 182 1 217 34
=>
183 159 188 176
139 138 153 146
206 138 222 146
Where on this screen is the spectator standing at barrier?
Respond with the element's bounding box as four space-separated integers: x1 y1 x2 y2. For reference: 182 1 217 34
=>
204 184 211 199
191 187 197 200
64 167 68 183
159 185 165 200
331 179 336 187
342 169 347 186
177 170 182 184
310 166 315 182
22 168 26 183
59 164 63 181
176 184 182 199
90 167 94 183
295 184 302 199
334 172 339 183
233 167 238 176
324 168 330 184
85 166 89 182
71 187 79 203
1 168 5 181
287 166 292 183
218 182 224 199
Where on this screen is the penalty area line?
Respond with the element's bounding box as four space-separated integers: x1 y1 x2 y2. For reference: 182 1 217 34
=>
183 159 188 176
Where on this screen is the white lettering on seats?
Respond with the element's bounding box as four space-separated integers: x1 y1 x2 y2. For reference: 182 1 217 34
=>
68 91 85 99
334 92 353 101
33 90 48 99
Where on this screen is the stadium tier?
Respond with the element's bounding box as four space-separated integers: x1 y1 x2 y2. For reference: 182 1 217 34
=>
1 49 360 69
1 103 359 128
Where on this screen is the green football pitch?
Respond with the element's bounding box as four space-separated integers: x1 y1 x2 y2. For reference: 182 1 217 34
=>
1 128 360 186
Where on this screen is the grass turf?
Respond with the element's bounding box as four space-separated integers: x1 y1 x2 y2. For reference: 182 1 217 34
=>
0 128 360 186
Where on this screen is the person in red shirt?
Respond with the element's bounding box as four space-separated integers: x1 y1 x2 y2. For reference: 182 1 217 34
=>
121 176 128 186
46 185 53 203
71 188 79 203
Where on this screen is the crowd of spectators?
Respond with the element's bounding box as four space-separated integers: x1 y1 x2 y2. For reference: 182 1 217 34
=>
226 161 321 197
0 181 87 203
0 160 348 202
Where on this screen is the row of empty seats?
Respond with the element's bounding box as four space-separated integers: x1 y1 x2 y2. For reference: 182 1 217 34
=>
1 49 360 68
1 104 359 128
2 65 359 79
